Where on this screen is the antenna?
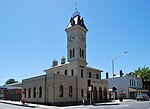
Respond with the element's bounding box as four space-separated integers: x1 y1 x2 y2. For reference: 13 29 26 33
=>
73 3 80 17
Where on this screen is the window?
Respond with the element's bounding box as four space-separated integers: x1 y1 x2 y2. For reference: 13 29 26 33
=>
96 74 99 79
130 79 131 86
33 87 36 98
80 48 82 57
59 85 63 97
69 86 73 97
73 49 75 58
87 79 91 86
70 50 72 58
65 70 68 75
28 88 31 98
81 89 83 97
24 88 26 98
82 49 84 58
93 87 97 100
39 86 42 98
71 69 74 76
89 72 91 78
99 87 102 100
81 69 83 78
104 88 107 100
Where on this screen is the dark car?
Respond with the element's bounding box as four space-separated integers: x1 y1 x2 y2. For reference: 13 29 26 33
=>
137 93 149 101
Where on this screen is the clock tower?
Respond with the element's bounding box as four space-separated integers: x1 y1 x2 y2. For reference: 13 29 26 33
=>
65 12 88 64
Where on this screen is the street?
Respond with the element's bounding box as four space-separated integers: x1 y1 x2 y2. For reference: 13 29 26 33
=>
73 100 150 109
0 103 33 109
0 100 150 109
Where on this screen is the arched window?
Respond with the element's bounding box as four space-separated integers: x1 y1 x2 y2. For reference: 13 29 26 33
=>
104 88 107 100
96 74 99 79
81 69 83 78
70 50 72 58
28 88 31 98
33 87 36 98
64 70 68 75
80 48 82 57
99 87 102 100
81 89 84 97
73 49 75 58
39 86 42 98
93 87 97 100
89 72 91 78
69 86 73 97
71 69 74 76
59 85 63 97
82 49 84 58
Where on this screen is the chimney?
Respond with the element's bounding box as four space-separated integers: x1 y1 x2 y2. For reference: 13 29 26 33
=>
106 72 109 79
61 56 66 64
120 70 124 77
52 60 58 67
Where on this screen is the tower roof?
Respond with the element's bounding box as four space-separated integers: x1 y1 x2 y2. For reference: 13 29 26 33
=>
66 15 87 30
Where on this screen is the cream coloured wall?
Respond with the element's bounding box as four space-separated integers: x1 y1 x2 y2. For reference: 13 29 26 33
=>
22 75 46 103
22 64 108 104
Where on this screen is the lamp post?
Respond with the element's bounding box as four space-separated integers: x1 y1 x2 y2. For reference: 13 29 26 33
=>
112 51 127 102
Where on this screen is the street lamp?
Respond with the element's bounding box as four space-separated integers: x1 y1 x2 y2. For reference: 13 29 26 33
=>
112 51 127 102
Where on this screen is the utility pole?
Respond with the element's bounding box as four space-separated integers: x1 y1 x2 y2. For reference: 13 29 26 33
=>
112 51 127 102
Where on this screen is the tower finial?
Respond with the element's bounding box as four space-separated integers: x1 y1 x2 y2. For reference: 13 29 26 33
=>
73 3 80 17
75 3 77 12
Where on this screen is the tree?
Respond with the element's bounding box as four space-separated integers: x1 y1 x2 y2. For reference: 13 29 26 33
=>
4 78 18 86
132 66 150 91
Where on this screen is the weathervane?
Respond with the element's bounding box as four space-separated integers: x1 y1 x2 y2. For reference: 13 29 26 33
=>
73 3 80 17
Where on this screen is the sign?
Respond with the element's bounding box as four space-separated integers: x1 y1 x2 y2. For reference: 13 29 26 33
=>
112 87 117 92
88 86 92 91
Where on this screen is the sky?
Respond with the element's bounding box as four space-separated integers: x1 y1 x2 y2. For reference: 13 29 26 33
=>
0 0 150 86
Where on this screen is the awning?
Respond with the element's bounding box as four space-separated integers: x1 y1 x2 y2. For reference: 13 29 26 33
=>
129 87 149 92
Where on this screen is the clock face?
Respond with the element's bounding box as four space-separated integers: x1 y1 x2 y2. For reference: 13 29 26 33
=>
69 34 75 42
80 35 85 42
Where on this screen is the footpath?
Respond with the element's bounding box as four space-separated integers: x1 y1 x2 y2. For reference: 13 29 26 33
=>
0 99 134 109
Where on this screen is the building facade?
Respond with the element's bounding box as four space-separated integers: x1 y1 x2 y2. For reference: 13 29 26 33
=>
22 11 108 105
0 87 7 100
106 71 148 99
0 83 22 101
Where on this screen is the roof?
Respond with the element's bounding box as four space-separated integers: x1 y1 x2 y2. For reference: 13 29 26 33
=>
86 66 103 72
6 82 22 87
66 15 87 30
0 86 7 89
43 62 70 72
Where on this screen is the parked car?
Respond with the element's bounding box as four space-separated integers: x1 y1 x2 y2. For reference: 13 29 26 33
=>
137 93 149 101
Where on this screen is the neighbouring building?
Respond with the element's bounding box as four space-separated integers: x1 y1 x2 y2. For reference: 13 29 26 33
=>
0 86 7 100
22 10 108 105
5 87 22 101
0 83 22 101
106 70 149 99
